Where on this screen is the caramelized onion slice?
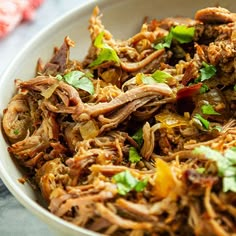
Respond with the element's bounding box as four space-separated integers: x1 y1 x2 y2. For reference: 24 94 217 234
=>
155 112 189 128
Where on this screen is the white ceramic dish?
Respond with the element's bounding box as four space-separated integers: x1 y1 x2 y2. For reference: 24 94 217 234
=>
0 0 235 235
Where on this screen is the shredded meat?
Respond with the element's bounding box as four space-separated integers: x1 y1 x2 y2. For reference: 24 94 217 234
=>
2 93 32 143
2 5 236 236
195 7 235 24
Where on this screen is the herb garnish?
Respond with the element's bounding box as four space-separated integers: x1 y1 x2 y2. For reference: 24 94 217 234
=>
154 25 195 50
201 104 220 115
13 129 19 135
142 70 172 85
194 113 210 130
196 167 206 174
113 170 148 195
194 146 236 192
56 70 94 95
152 70 172 83
141 76 157 85
89 32 120 67
155 32 173 50
195 61 216 82
199 84 209 94
132 128 143 147
129 147 142 163
171 25 195 43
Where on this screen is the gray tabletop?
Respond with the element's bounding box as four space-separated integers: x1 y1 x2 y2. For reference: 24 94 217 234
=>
0 1 87 235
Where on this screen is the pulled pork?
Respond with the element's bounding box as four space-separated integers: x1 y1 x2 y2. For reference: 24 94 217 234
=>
2 6 236 236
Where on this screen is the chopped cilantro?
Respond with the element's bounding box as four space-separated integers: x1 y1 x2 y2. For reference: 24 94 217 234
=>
132 128 143 147
223 177 236 193
194 146 236 192
89 32 120 67
199 84 209 94
129 147 142 163
225 148 236 165
134 178 148 192
142 70 172 85
13 129 19 135
113 170 148 195
154 32 173 50
56 74 63 80
154 25 195 49
196 61 216 82
194 113 210 130
64 70 84 84
231 147 236 152
171 25 195 44
142 76 158 85
57 70 94 95
152 70 172 83
196 167 205 174
201 104 220 115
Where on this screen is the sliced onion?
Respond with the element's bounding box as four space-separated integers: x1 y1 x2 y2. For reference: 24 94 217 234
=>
155 112 189 128
41 81 59 99
79 120 99 140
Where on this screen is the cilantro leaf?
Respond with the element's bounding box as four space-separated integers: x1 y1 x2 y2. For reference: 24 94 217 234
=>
142 76 158 85
113 170 136 195
196 167 205 174
199 84 209 94
89 48 120 67
171 25 195 44
74 77 94 95
234 85 236 91
194 146 236 192
62 70 94 95
225 149 236 165
129 147 142 163
152 70 172 83
93 31 105 49
142 70 172 85
154 32 173 50
154 25 195 49
231 147 236 152
13 129 19 135
132 128 143 147
64 70 84 85
194 146 228 176
56 74 63 80
113 170 148 195
223 176 236 192
134 178 148 192
196 61 216 82
89 32 120 67
201 104 220 115
194 113 210 130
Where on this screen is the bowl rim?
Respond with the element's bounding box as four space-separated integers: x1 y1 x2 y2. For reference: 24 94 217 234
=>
1 0 235 234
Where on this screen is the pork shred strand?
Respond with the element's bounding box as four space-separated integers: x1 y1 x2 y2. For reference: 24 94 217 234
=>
2 5 236 236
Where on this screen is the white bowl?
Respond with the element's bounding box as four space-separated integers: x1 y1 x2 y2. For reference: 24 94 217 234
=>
0 0 235 235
